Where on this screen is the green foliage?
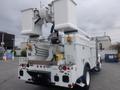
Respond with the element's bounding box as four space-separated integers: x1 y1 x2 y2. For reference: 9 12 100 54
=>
21 49 27 57
0 51 4 57
111 42 120 53
11 50 16 56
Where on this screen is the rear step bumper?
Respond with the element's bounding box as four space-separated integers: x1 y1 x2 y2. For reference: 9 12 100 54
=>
27 70 51 84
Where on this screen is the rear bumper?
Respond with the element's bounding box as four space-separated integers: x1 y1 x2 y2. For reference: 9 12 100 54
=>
18 65 82 88
27 70 51 83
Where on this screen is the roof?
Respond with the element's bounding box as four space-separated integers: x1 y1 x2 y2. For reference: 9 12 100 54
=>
0 31 15 36
96 36 111 42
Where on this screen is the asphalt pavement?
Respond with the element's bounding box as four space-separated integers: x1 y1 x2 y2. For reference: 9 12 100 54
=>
0 60 120 90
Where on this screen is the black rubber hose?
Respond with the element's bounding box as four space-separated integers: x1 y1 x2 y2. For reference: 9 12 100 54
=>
54 30 59 37
35 17 41 24
50 22 55 33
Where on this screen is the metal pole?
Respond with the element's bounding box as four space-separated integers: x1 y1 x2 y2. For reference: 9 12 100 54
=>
96 37 98 62
1 33 4 47
12 38 15 49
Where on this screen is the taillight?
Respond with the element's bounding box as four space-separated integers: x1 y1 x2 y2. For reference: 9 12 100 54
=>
59 65 71 71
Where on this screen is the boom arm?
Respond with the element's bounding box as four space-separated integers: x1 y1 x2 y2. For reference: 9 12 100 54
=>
21 0 78 37
21 5 53 36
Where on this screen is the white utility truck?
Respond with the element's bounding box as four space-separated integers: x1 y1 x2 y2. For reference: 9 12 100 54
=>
18 0 101 90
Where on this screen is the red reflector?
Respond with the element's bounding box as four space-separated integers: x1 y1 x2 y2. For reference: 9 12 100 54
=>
63 66 67 71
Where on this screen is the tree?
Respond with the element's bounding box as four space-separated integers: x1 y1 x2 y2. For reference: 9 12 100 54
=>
21 49 27 57
110 42 120 60
0 47 4 59
11 49 16 56
110 42 120 53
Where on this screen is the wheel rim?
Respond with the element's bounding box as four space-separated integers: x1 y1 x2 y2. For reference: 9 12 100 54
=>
86 72 90 86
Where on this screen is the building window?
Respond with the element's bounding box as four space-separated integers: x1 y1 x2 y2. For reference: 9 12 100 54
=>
99 43 102 50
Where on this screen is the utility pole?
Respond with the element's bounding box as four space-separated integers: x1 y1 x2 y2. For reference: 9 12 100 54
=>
1 33 5 48
96 37 98 60
12 38 15 49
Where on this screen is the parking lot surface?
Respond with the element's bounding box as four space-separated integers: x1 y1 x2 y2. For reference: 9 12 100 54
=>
0 60 120 90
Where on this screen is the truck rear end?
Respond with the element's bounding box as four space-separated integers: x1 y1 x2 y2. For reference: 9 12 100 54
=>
18 57 80 88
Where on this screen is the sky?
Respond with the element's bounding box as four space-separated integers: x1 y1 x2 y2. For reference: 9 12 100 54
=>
0 0 120 46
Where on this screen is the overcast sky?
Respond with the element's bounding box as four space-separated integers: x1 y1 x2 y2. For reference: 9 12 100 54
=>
0 0 120 46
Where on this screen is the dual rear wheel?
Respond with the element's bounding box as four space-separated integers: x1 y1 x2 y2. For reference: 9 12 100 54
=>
82 67 91 90
74 67 91 90
82 61 102 90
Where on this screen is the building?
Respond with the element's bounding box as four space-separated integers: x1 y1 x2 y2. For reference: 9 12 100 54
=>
95 35 117 60
96 36 111 51
0 31 15 49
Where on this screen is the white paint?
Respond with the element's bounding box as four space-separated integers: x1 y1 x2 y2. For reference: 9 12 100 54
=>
53 0 77 31
18 0 99 88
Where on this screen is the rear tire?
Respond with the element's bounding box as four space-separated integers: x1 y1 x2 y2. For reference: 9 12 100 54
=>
75 67 91 90
82 67 91 90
